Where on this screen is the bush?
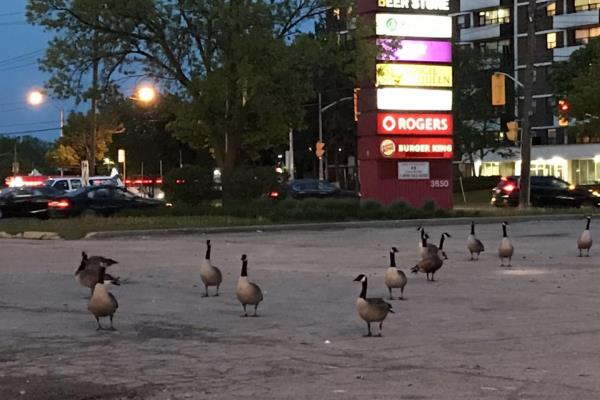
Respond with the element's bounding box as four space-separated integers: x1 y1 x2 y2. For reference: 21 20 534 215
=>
222 166 280 202
162 165 216 206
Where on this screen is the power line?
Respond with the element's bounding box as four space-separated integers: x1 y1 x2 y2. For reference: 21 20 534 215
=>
0 49 43 65
0 62 38 72
0 120 57 128
0 11 22 17
0 127 60 136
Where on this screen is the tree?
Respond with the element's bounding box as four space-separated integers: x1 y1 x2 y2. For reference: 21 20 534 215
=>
27 0 332 172
0 136 52 178
453 46 514 176
551 37 600 142
47 108 122 169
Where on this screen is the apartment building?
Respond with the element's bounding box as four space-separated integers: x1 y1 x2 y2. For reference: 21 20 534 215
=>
452 0 600 184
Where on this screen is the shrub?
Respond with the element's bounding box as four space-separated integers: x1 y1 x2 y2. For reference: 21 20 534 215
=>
222 166 280 202
162 165 215 206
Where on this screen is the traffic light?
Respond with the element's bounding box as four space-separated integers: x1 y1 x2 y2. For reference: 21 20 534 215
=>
558 99 570 126
315 141 325 158
506 120 518 141
491 73 506 106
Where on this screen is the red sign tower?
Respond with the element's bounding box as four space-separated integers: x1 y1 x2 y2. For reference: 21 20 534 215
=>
357 0 454 208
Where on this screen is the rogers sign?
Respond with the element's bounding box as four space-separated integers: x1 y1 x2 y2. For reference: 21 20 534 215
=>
378 113 452 135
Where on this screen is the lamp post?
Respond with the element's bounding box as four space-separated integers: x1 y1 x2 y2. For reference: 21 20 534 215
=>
317 93 353 180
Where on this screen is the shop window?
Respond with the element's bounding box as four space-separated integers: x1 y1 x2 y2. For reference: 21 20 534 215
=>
547 32 557 49
478 8 510 26
575 0 600 12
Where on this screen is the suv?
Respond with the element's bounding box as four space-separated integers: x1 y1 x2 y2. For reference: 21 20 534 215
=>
491 176 599 207
44 176 124 193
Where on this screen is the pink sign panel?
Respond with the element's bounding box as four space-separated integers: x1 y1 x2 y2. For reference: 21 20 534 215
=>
377 39 452 63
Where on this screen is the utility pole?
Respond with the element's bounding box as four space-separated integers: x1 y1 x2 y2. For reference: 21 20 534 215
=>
288 127 295 180
518 0 536 209
90 56 99 176
318 92 324 181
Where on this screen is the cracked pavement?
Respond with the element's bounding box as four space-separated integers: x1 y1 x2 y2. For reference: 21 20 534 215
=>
1 218 600 399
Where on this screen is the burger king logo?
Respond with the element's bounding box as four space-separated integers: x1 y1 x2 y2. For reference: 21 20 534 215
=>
380 139 396 157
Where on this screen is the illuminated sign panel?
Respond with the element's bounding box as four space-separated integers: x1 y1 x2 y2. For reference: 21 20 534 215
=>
378 0 450 11
377 88 452 111
376 14 452 38
376 64 452 87
379 137 453 159
377 39 452 63
378 113 453 135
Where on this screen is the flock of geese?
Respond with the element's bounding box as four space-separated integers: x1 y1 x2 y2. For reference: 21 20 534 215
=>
74 218 593 336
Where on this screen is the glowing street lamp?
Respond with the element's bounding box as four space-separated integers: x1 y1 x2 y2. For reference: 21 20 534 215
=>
27 89 64 138
133 85 157 104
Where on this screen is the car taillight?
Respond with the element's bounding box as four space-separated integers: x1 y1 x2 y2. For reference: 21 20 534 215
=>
269 191 279 198
48 199 70 208
504 184 515 192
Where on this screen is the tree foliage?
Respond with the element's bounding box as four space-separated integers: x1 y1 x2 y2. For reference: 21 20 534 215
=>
453 46 513 175
27 0 342 171
551 38 600 142
0 136 52 178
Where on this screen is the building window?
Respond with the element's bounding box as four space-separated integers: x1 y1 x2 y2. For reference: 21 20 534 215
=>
547 32 557 49
547 2 556 16
477 39 511 54
575 27 600 44
478 8 510 26
575 0 600 12
456 14 469 29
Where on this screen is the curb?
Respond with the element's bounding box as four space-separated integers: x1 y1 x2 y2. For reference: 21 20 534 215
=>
83 213 585 240
0 231 62 240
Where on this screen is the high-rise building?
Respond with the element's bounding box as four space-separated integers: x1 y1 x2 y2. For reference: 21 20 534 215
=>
452 0 600 184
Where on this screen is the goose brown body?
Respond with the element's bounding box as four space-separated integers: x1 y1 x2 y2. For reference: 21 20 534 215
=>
354 274 393 337
577 217 592 257
200 240 223 296
236 255 263 316
384 247 407 299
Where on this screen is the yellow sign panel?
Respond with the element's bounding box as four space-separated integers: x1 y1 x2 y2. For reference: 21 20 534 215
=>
376 64 452 88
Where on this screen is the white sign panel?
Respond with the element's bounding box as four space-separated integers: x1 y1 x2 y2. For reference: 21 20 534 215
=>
376 13 452 38
398 162 430 179
377 88 453 111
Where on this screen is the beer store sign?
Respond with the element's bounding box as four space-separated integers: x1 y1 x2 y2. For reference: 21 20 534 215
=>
378 0 449 11
376 63 452 88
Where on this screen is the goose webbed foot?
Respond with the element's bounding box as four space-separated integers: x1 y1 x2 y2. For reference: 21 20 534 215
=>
95 316 102 330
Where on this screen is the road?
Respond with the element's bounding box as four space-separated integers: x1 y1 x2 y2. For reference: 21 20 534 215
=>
1 218 600 399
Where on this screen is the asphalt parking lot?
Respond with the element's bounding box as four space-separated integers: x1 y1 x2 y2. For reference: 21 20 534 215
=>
1 218 600 399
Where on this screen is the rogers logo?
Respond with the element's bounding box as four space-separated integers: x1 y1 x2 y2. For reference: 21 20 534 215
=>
379 113 452 134
380 139 396 157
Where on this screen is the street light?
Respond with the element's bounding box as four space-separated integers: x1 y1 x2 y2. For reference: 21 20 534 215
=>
27 89 64 138
318 93 353 180
131 85 157 104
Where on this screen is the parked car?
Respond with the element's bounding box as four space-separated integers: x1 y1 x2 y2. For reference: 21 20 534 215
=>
0 186 61 219
491 176 600 207
47 185 165 218
268 179 360 200
44 175 124 193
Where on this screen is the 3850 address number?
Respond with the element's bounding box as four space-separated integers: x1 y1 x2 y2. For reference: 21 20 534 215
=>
430 179 450 188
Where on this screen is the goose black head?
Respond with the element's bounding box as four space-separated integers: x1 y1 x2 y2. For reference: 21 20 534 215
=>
502 221 508 226
81 251 88 261
241 254 247 261
391 247 399 253
75 257 87 274
443 232 451 238
353 274 366 282
416 226 424 232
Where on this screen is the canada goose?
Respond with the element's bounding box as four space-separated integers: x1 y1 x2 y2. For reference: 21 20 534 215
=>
423 232 450 260
236 254 263 317
498 221 514 267
75 252 120 295
87 266 119 330
577 216 593 257
418 229 432 259
467 222 485 260
384 247 407 300
200 240 223 297
411 252 444 281
354 274 394 337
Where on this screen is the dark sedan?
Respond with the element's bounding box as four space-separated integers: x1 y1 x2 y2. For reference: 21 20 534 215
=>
47 185 165 218
268 179 360 200
0 186 60 219
491 175 599 208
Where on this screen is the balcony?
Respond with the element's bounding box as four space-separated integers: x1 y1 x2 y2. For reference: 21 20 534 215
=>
553 9 600 30
460 0 500 12
553 45 583 61
459 24 503 42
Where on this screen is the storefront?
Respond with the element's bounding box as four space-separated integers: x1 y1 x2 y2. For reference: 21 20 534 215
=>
465 144 600 185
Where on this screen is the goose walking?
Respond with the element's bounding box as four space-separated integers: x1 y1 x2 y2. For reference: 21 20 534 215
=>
75 252 119 295
437 232 451 260
498 221 514 267
200 240 223 297
577 216 593 257
236 254 263 317
467 222 485 260
354 274 393 337
87 267 119 330
411 251 444 281
384 247 407 300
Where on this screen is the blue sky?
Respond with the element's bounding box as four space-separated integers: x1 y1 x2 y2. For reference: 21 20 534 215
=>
0 0 67 141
